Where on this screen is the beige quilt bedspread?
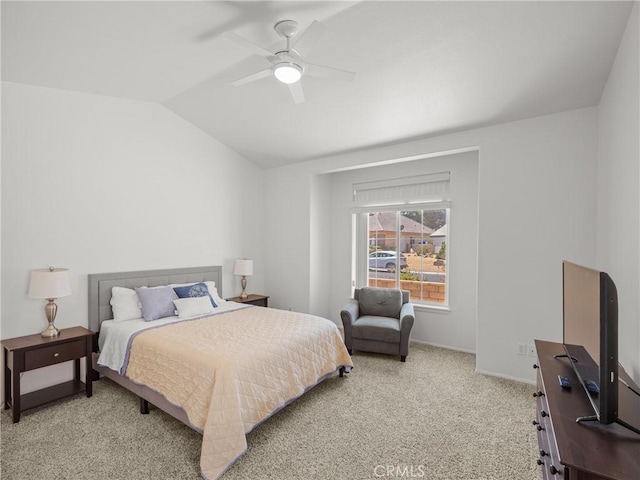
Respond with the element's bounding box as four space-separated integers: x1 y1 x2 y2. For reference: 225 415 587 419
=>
124 306 353 479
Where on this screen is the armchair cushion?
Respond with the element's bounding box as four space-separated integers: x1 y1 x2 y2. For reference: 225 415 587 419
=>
357 287 403 318
352 316 401 343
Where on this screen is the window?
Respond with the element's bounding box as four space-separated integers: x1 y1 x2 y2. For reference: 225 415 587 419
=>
351 172 451 306
355 206 449 306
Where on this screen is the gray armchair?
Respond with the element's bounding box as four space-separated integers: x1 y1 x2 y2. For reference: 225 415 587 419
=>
340 287 415 362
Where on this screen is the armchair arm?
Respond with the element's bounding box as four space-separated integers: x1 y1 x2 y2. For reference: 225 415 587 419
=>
399 303 415 357
340 299 359 350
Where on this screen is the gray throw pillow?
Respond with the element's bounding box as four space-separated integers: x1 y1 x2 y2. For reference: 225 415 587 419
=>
135 286 178 321
359 288 402 318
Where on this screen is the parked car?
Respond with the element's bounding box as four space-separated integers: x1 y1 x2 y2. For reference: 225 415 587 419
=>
368 251 408 272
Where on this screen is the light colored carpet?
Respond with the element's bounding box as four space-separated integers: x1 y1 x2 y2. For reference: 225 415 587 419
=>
1 343 539 479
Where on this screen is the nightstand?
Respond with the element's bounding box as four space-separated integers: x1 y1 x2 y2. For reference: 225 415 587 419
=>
2 326 94 423
226 294 269 307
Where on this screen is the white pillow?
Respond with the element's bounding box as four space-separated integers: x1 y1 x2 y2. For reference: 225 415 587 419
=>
173 296 215 319
204 281 227 305
110 287 143 322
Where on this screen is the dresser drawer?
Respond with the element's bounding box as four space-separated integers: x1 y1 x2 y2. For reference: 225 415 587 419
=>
536 424 552 480
24 339 86 371
535 362 566 479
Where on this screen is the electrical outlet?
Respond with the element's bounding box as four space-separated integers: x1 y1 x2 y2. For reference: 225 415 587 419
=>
517 343 526 356
527 344 537 357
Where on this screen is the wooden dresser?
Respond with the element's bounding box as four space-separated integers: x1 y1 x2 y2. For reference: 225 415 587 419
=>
533 340 640 479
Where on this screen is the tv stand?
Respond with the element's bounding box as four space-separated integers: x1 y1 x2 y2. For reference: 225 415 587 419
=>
533 341 640 479
574 415 640 435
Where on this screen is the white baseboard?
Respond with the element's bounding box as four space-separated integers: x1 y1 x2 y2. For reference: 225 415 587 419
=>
411 338 476 354
475 368 536 385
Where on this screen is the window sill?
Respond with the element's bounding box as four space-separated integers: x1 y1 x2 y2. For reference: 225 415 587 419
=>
414 303 450 314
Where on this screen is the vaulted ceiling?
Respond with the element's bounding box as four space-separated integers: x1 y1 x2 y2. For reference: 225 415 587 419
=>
2 1 634 168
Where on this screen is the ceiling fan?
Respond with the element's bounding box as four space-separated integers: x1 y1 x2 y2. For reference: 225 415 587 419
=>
223 19 355 104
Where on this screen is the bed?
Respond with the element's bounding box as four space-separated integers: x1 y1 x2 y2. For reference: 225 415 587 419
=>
89 266 352 480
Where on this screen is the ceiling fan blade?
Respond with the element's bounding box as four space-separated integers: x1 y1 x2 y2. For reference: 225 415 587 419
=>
288 82 305 104
222 31 276 61
231 68 273 86
291 20 327 57
305 63 356 82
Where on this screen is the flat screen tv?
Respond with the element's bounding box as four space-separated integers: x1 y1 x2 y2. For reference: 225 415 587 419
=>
562 260 618 426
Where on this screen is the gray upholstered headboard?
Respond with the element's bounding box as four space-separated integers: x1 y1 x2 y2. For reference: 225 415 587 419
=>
88 266 223 332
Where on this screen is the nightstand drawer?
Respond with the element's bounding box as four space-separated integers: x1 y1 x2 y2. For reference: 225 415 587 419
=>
24 340 85 371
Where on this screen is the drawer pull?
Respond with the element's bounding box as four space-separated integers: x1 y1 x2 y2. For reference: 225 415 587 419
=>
537 459 544 466
550 465 560 475
540 449 548 457
53 353 60 357
533 390 545 397
533 420 545 430
541 410 548 417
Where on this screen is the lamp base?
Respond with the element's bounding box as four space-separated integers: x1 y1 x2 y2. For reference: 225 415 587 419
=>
41 323 60 338
240 276 248 299
42 299 60 337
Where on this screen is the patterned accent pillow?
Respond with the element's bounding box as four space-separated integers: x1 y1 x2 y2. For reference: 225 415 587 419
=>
173 282 217 308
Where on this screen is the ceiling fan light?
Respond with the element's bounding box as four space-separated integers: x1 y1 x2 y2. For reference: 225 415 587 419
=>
274 63 302 84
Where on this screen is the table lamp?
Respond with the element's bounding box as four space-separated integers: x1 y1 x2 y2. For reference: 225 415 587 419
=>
28 267 71 337
233 259 253 299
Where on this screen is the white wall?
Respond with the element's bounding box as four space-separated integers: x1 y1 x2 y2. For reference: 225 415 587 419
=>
328 151 479 353
309 173 333 319
265 107 599 383
263 166 311 313
597 3 640 383
1 82 264 397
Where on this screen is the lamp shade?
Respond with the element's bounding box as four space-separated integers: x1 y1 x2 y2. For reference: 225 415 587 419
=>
233 259 253 276
28 268 71 299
